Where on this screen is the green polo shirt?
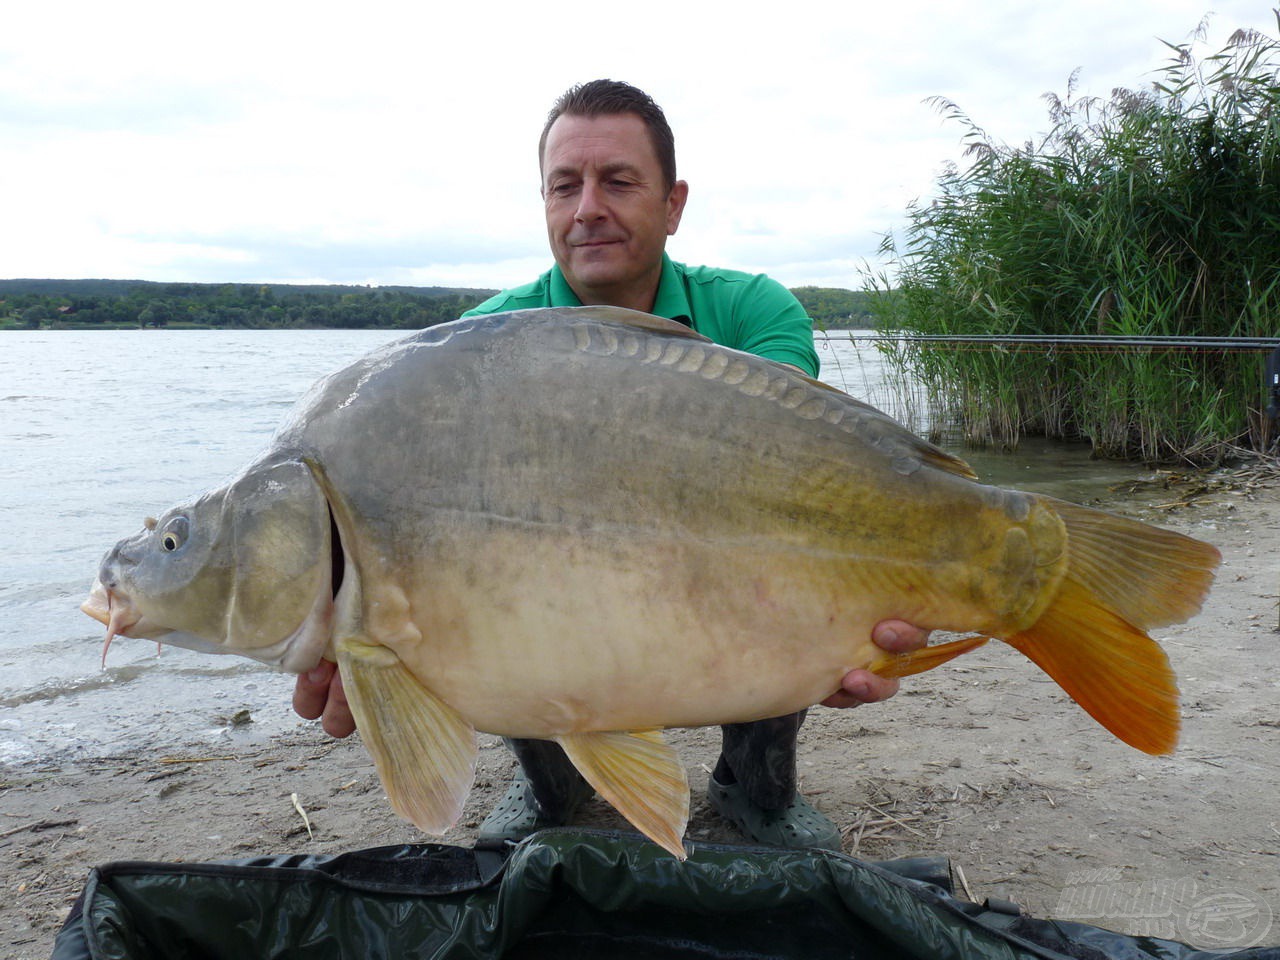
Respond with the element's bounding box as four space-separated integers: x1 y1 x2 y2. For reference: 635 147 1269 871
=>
462 255 820 377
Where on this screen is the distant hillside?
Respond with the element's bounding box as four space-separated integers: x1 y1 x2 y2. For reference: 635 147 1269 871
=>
0 279 498 330
0 278 492 299
0 278 871 330
789 286 876 328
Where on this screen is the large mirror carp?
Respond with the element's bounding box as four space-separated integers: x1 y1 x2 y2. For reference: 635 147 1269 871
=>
83 307 1220 858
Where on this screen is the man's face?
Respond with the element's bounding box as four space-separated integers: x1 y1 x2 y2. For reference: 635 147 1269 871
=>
541 112 688 310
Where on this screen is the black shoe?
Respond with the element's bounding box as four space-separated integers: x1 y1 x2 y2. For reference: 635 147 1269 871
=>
708 774 842 851
478 770 593 844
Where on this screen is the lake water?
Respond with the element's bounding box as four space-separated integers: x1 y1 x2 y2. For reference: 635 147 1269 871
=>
0 328 1153 766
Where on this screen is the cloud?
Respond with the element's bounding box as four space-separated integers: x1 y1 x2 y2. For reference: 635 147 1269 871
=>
0 0 1273 288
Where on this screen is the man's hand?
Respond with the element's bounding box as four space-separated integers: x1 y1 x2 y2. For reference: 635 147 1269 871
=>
293 619 931 736
292 659 355 738
820 621 930 709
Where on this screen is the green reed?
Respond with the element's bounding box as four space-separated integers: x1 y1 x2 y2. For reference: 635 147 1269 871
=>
865 15 1280 463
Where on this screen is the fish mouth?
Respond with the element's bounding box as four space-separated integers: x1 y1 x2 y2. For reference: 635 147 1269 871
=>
82 578 171 667
80 579 113 628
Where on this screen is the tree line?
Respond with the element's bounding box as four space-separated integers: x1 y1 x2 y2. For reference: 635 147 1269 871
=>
0 279 872 331
0 280 496 330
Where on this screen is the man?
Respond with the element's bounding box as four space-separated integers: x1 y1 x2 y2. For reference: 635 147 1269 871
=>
294 79 929 851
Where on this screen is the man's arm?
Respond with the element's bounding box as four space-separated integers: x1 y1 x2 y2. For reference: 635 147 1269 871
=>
723 274 822 376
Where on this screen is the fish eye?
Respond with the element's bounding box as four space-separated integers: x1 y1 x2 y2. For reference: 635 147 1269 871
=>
159 516 189 552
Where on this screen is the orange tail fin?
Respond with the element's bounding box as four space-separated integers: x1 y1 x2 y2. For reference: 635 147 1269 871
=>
1006 579 1179 754
1049 499 1219 630
1004 501 1220 755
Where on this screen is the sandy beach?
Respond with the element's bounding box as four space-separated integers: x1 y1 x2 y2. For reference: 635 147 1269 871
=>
4 466 1277 957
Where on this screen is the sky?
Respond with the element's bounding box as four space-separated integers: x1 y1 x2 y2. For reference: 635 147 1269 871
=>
2 2 1275 291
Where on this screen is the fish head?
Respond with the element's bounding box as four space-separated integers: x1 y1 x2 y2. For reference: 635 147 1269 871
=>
82 458 335 673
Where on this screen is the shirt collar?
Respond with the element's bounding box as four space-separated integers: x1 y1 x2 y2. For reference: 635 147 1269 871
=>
548 265 582 307
548 254 692 325
650 254 693 324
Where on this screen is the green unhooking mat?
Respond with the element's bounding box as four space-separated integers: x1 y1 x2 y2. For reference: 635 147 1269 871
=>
51 829 1280 959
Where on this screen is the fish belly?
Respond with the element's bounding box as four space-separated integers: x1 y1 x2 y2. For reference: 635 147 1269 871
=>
380 523 987 739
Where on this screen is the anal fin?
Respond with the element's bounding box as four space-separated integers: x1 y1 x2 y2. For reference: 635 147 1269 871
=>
556 729 690 860
336 639 478 833
866 634 989 679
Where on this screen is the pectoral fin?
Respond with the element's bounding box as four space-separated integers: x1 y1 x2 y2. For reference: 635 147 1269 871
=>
336 639 477 834
556 729 690 860
866 634 989 679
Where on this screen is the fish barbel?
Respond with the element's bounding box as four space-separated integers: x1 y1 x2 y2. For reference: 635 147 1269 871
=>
82 307 1220 858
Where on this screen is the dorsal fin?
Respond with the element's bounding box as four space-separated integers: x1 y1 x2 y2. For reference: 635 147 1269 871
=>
911 441 978 479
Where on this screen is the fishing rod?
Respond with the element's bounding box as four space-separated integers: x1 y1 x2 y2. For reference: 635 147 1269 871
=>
816 332 1280 423
816 333 1280 353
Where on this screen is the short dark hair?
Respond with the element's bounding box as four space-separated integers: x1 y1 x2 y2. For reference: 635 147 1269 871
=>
539 79 677 191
